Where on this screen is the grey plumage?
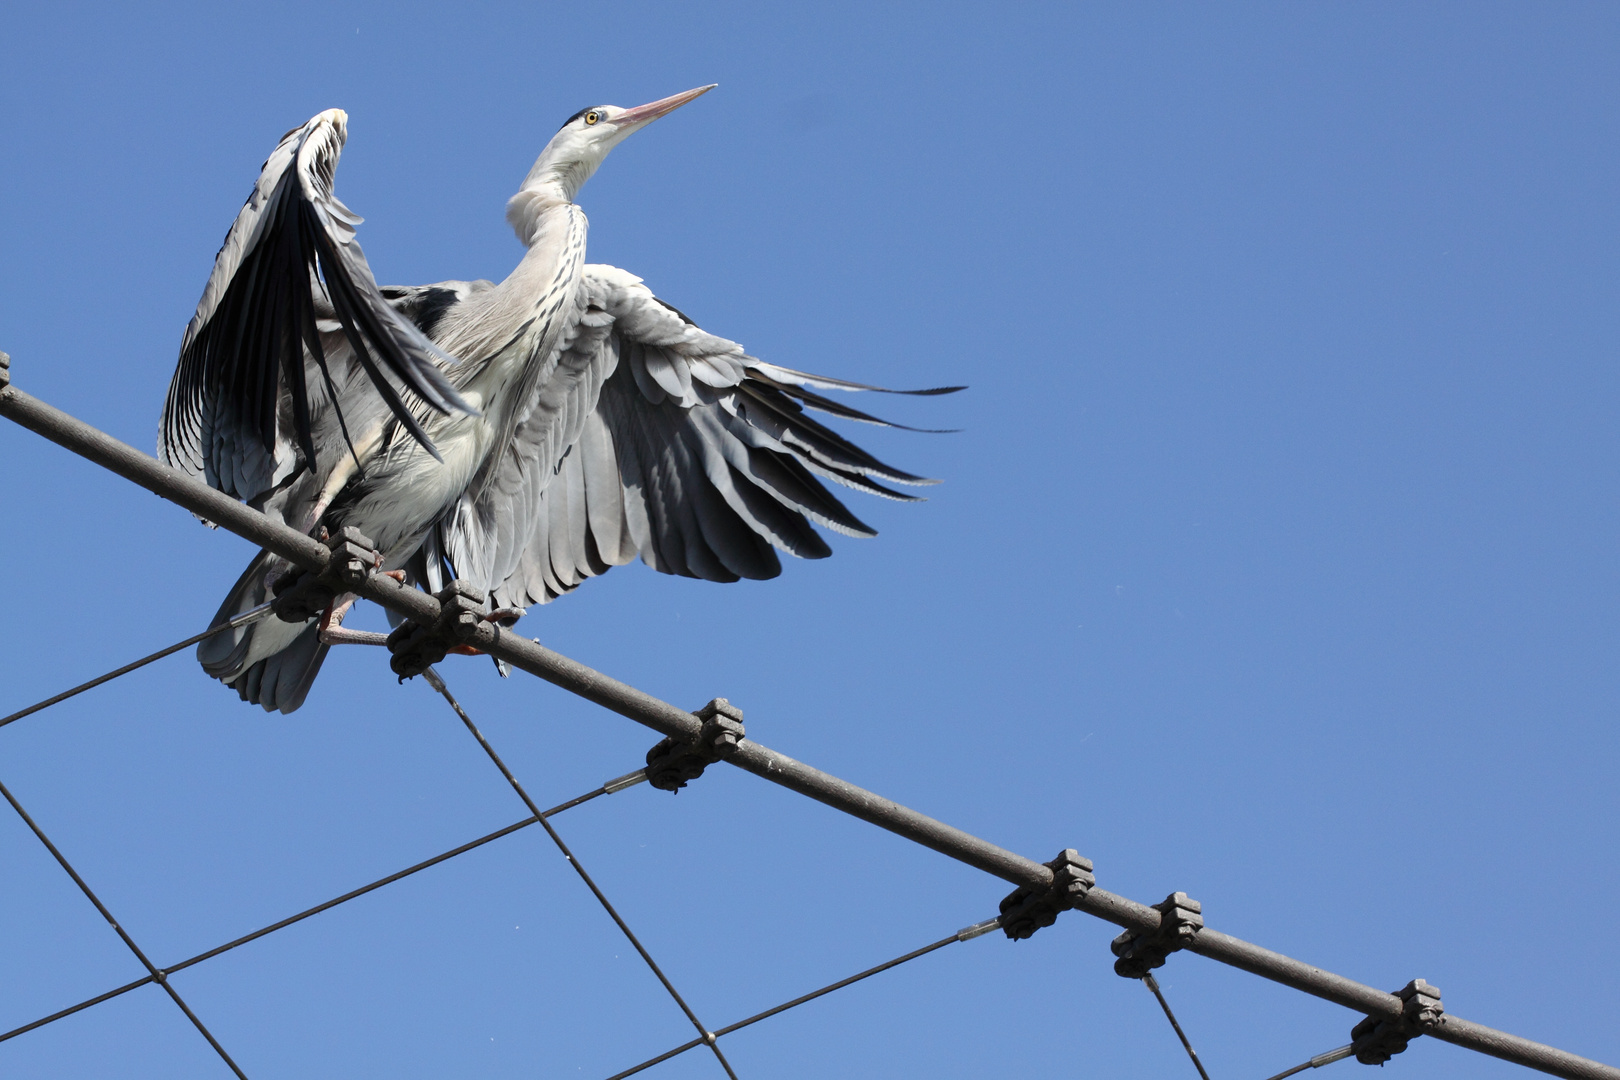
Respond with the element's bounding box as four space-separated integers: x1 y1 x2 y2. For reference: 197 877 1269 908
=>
161 89 958 713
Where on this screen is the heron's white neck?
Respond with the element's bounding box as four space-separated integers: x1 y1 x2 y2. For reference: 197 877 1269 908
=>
507 145 602 244
447 199 586 421
506 126 627 245
506 184 572 247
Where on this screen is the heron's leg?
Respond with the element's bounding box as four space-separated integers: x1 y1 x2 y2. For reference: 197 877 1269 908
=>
316 571 408 646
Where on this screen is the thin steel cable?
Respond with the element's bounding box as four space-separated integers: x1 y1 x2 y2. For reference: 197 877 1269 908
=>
1 780 628 1045
602 917 1001 1080
604 1036 708 1080
1143 974 1211 1080
712 921 997 1040
423 667 739 1080
0 777 250 1079
0 975 155 1045
1260 1044 1355 1080
0 601 275 730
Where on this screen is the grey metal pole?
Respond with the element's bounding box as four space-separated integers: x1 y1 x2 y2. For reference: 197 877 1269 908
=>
2 376 1615 1080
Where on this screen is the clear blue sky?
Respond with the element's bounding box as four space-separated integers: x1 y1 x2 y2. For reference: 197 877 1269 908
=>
2 3 1616 1077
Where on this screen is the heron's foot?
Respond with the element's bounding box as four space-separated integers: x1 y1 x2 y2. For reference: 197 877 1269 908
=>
317 591 388 646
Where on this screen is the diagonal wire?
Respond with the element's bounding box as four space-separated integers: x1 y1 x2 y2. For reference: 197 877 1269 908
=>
0 974 157 1046
422 666 740 1080
1260 1044 1355 1080
0 776 250 1078
0 601 275 730
1143 973 1212 1080
1 775 638 1046
602 916 1003 1080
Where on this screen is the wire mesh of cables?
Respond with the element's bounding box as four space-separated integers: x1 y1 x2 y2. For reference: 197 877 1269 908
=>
3 363 1619 1080
1 617 1009 1079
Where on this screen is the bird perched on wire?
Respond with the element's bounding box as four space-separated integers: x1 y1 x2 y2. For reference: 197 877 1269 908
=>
159 85 957 713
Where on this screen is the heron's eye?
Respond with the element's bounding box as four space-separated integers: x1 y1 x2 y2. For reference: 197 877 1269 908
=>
585 111 601 125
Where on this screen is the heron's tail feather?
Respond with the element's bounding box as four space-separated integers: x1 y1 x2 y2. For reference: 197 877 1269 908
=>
198 551 330 714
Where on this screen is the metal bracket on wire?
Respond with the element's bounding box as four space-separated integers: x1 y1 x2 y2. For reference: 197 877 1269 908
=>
1110 896 1210 1080
998 849 1096 940
645 699 745 792
271 526 380 622
1351 979 1444 1065
388 580 489 679
1112 891 1205 977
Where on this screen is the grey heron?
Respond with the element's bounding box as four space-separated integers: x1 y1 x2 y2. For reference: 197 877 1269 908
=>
159 86 957 713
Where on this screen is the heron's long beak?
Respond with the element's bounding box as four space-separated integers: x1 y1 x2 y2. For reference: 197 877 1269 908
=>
615 85 716 129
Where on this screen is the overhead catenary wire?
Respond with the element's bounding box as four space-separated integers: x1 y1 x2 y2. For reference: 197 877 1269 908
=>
1261 1045 1358 1080
2 375 1619 1080
422 667 740 1080
0 601 275 730
1142 974 1213 1080
604 916 1005 1080
0 776 251 1079
1 635 1006 1078
0 772 642 1046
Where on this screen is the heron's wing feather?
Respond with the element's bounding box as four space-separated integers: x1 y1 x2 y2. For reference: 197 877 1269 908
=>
158 111 470 503
440 264 954 610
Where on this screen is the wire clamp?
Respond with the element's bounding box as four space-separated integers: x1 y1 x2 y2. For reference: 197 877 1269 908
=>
1350 979 1444 1065
999 849 1096 940
388 580 487 679
645 699 746 792
1111 891 1204 977
271 527 379 622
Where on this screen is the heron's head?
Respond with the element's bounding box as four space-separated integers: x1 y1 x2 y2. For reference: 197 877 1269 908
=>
508 85 714 236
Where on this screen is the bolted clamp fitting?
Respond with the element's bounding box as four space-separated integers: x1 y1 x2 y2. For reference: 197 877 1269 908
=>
1350 979 1444 1065
386 580 487 679
1110 891 1204 978
999 849 1096 940
272 527 379 622
645 699 746 792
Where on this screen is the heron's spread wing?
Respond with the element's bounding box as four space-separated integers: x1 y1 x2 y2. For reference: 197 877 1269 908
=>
437 264 959 609
158 109 469 502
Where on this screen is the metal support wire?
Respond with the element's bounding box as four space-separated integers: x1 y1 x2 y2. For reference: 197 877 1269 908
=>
0 776 640 1046
4 381 1620 1080
422 668 739 1080
1261 1044 1356 1080
604 916 1004 1080
0 602 275 730
0 777 250 1079
1142 974 1212 1080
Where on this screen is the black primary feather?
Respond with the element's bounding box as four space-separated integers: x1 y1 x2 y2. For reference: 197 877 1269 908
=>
161 115 470 496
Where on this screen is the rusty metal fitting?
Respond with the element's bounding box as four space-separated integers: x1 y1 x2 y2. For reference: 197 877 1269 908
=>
1110 891 1204 978
644 698 746 792
272 527 379 622
999 849 1096 941
387 580 487 679
1350 979 1444 1065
